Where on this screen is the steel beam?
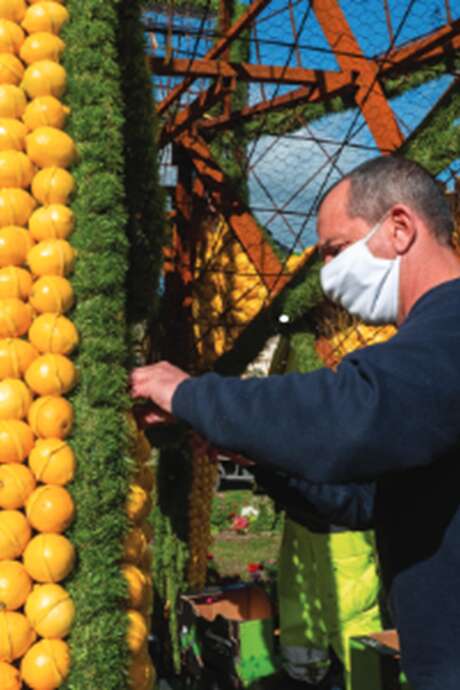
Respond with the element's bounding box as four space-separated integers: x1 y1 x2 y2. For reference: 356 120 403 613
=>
156 0 271 115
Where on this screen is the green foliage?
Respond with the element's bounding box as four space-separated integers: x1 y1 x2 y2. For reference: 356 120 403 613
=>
118 0 166 361
61 1 133 688
210 490 282 534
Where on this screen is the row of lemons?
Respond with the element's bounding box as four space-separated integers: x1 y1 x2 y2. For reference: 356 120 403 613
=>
0 2 156 689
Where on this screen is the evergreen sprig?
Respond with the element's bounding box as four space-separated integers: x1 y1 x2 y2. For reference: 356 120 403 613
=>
61 1 133 688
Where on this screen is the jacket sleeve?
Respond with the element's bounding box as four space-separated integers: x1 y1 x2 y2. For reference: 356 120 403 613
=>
253 466 375 531
172 330 460 483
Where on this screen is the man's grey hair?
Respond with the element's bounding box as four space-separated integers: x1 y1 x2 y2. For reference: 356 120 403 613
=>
320 156 454 246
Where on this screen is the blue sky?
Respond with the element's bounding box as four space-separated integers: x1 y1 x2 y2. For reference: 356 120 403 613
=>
151 0 460 250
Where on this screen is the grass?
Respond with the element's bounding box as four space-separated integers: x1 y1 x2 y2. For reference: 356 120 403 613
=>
210 530 282 580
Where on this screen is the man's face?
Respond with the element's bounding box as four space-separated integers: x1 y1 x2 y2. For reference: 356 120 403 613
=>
317 180 394 263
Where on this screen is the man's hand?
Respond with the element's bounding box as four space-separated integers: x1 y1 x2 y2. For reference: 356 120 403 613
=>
129 361 190 423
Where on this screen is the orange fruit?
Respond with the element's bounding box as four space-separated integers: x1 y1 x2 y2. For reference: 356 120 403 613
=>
0 610 36 662
23 532 75 583
0 338 38 379
27 395 73 439
21 3 69 35
0 226 34 267
123 526 148 565
22 60 66 99
25 353 77 396
0 378 33 420
0 20 24 55
27 239 75 278
128 650 156 690
0 266 33 300
0 53 24 86
0 0 26 23
0 510 31 559
0 117 27 151
31 166 74 206
22 95 70 131
0 660 21 690
21 638 70 690
25 583 74 638
0 188 36 226
20 31 65 64
126 609 148 655
0 298 33 338
138 544 153 573
29 275 74 314
28 313 78 355
0 151 35 189
126 483 152 524
26 126 75 169
122 564 148 610
0 462 36 509
28 203 74 241
0 420 35 464
26 484 74 533
0 560 32 610
0 84 26 118
135 431 152 463
28 438 75 485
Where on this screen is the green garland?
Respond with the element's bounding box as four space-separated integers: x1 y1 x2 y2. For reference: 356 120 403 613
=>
61 2 132 688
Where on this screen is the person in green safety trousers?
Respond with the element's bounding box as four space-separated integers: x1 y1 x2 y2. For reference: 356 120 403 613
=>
257 331 383 690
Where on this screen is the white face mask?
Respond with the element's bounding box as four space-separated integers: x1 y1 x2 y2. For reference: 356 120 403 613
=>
320 220 400 324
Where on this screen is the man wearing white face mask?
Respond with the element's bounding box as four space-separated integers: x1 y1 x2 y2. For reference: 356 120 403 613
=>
130 156 460 690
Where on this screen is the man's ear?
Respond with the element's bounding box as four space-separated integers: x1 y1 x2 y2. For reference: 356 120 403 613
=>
389 204 417 254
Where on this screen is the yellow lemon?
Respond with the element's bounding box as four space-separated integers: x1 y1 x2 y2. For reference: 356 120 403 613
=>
26 126 75 169
26 484 74 533
0 660 22 690
28 313 79 355
126 483 152 524
0 463 36 510
0 118 27 151
32 166 74 205
0 53 24 85
28 204 74 241
21 59 66 99
29 275 74 314
0 338 38 378
22 94 69 130
21 638 70 690
0 378 33 420
123 526 148 565
0 188 36 226
27 239 76 277
25 583 74 638
135 431 152 464
0 150 35 189
0 420 35 464
0 226 34 266
0 0 26 23
0 84 27 118
22 2 69 35
0 610 36 662
0 298 33 337
25 353 77 396
23 533 75 583
28 438 75 485
27 395 73 439
0 266 33 300
0 19 24 54
0 510 31 559
126 609 148 655
20 31 64 64
128 651 156 690
134 463 155 492
122 564 148 610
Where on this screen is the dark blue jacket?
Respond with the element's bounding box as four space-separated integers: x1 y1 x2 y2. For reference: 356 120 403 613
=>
173 278 460 690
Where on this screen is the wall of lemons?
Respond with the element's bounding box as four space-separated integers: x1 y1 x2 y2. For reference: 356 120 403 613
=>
0 1 163 689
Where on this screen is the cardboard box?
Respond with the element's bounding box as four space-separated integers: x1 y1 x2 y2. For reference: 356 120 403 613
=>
179 583 278 689
349 630 412 690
